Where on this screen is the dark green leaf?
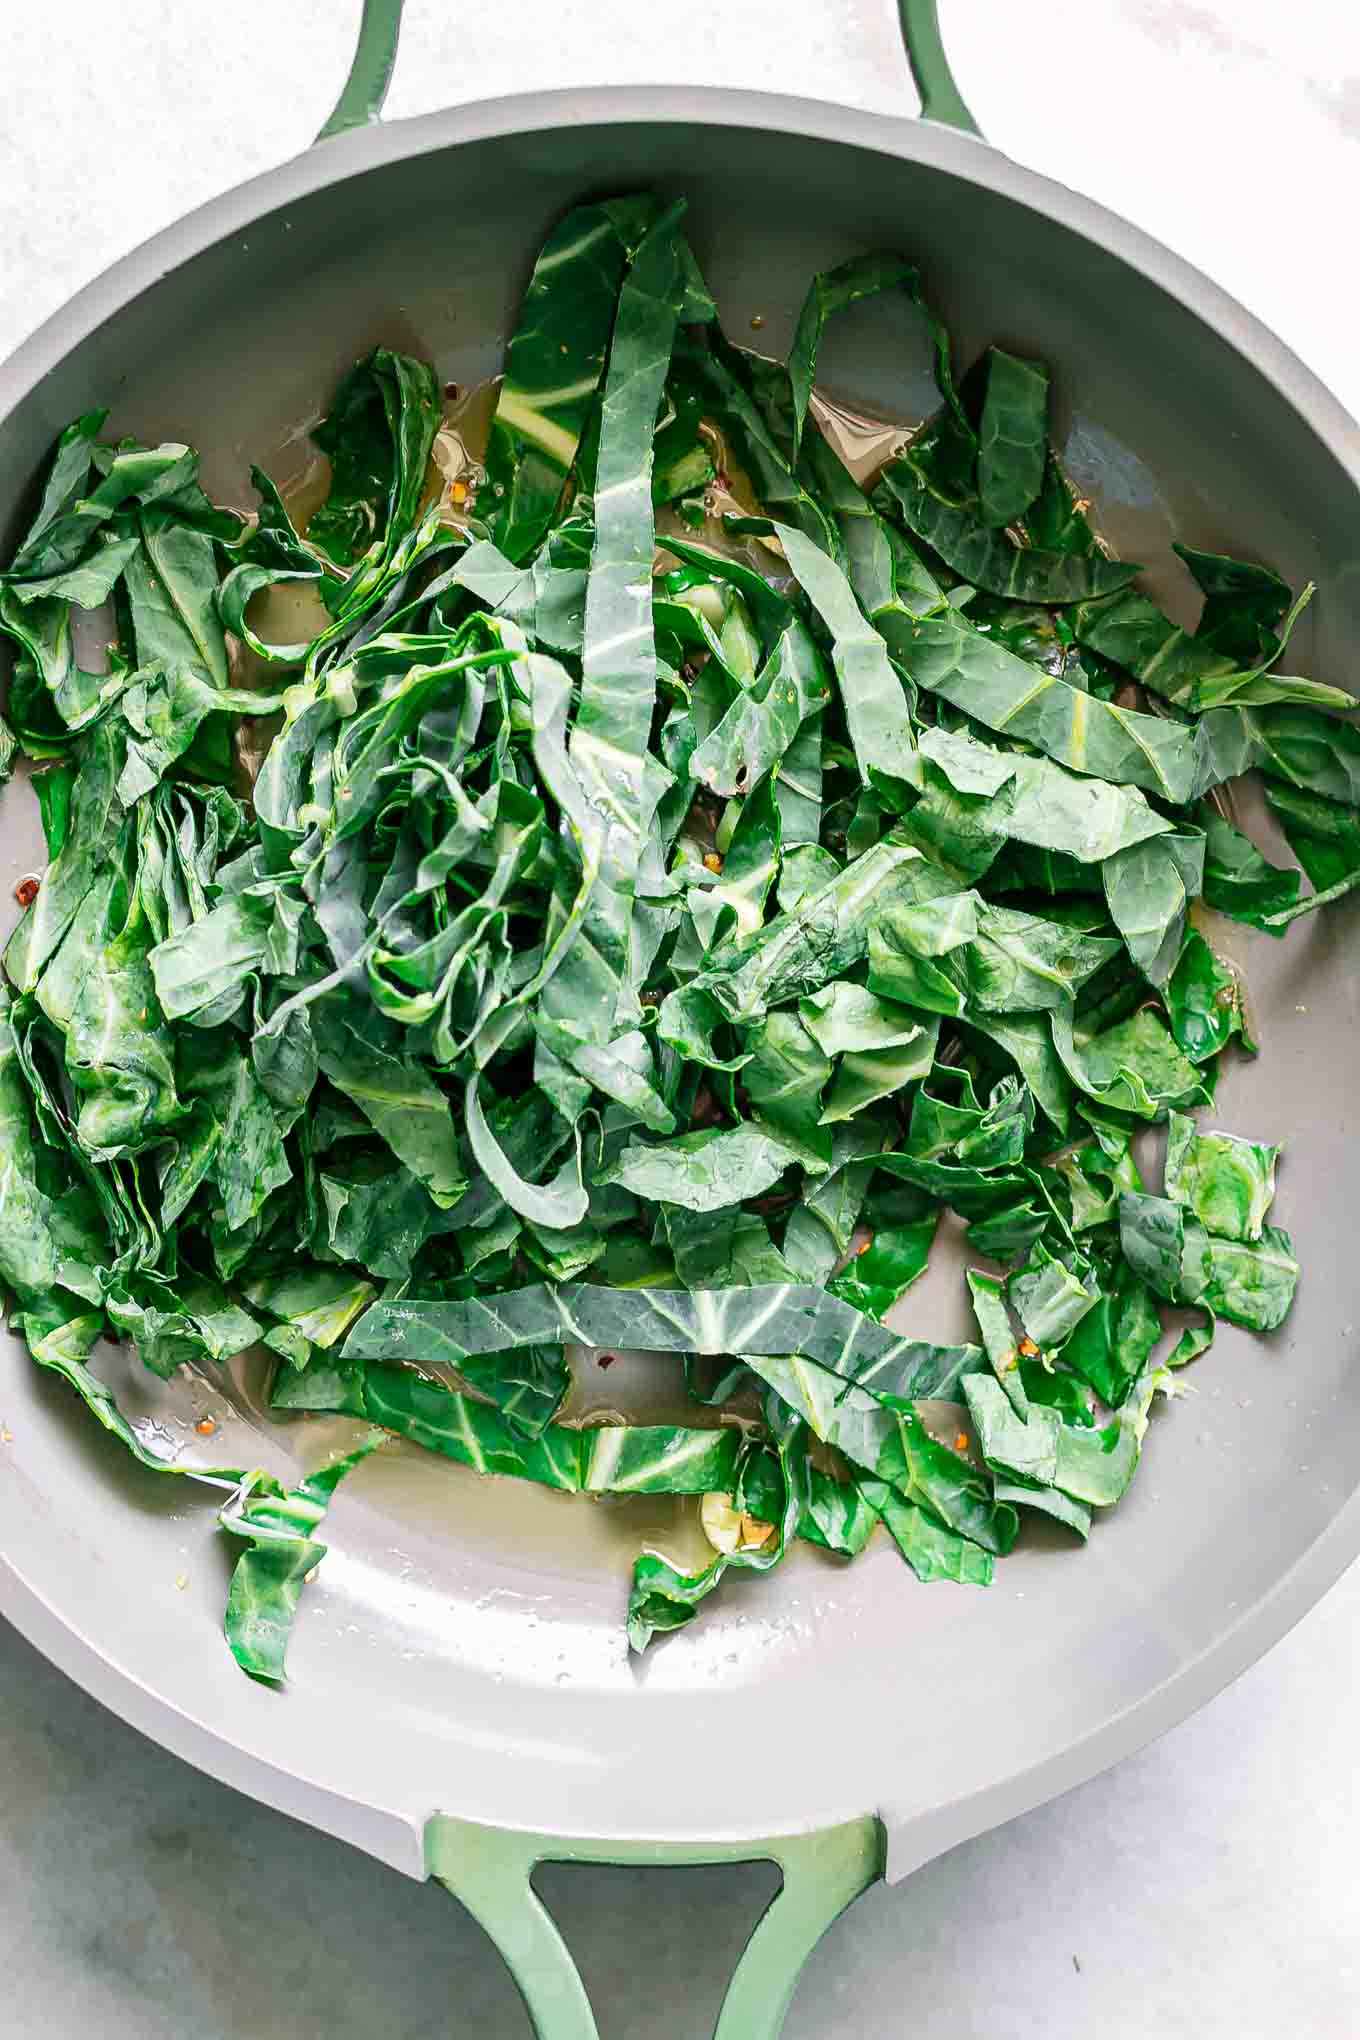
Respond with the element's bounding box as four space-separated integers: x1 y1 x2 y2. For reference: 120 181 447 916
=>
876 456 1140 602
1164 1111 1279 1242
1118 1191 1211 1304
976 349 1049 528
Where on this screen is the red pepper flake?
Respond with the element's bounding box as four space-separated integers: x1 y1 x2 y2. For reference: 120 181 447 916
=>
1018 1336 1040 1358
954 1431 970 1453
194 1415 217 1437
597 1353 617 1371
443 380 461 400
14 876 40 908
856 1232 875 1257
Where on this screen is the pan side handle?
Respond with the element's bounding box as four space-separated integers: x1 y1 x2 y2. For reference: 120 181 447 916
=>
317 0 984 142
426 1812 885 2039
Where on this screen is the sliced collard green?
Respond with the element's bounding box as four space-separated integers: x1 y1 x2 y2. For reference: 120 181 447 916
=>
1051 1008 1207 1120
1199 808 1302 933
976 349 1049 529
346 1280 981 1404
900 608 1205 801
1163 1112 1279 1243
0 197 1325 1681
222 1434 386 1681
1118 1191 1212 1304
775 519 921 802
786 251 962 461
482 199 663 562
1073 565 1334 713
1101 827 1205 987
875 457 1140 604
1165 929 1252 1065
1201 1226 1298 1331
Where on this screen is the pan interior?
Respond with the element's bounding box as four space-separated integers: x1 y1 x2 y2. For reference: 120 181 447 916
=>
1 107 1358 1860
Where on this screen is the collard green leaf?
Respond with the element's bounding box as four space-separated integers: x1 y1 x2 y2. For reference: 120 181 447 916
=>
902 608 1203 801
786 252 958 460
1075 568 1332 713
1163 1112 1279 1242
545 206 687 1057
876 457 1139 603
688 611 830 800
346 1279 980 1404
919 725 1173 864
1052 1008 1207 1120
1256 780 1360 925
319 1033 467 1210
1199 808 1301 933
1048 1138 1132 1239
484 201 654 563
1201 1226 1298 1331
1049 1362 1167 1508
962 902 1121 1014
963 1372 1060 1486
775 521 920 802
866 1482 995 1585
1008 1240 1099 1346
1102 827 1205 987
1118 1191 1211 1304
976 349 1049 528
6 718 124 993
664 833 923 1034
1059 1264 1162 1409
829 1213 937 1320
221 1434 385 1682
600 1122 796 1212
739 1008 832 1168
1165 929 1252 1065
672 332 837 556
310 348 441 573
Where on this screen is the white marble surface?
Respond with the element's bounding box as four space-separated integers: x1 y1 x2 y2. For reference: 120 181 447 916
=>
2 3 1359 2033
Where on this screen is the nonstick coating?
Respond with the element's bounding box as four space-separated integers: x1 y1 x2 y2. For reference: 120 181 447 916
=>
1 88 1358 1882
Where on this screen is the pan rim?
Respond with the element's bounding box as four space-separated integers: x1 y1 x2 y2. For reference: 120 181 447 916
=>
1 81 1358 1881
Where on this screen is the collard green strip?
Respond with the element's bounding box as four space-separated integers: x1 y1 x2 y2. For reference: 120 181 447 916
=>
221 1433 386 1682
1202 1226 1298 1331
901 608 1204 800
775 520 921 801
1164 1112 1279 1243
977 349 1049 529
875 457 1140 603
483 200 655 563
1102 827 1205 986
553 205 686 1050
345 1279 980 1402
786 251 962 460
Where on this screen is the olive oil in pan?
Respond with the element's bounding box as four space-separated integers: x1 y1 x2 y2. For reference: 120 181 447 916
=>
807 386 909 487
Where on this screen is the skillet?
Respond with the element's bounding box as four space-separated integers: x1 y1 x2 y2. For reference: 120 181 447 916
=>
1 4 1359 2032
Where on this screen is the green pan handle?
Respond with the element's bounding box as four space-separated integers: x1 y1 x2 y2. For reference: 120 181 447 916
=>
426 1813 885 2039
317 0 983 141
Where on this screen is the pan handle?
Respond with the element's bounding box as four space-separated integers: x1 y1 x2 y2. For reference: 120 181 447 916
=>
317 0 983 142
426 1812 885 2039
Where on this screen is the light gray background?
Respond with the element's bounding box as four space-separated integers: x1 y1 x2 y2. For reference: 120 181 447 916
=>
3 3 1359 2033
